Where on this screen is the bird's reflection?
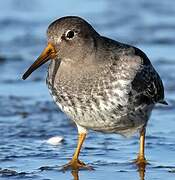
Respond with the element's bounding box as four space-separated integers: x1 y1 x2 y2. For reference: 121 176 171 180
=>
70 164 146 180
71 170 79 180
138 164 146 180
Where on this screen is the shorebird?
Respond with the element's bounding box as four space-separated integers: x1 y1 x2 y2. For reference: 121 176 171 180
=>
22 16 167 171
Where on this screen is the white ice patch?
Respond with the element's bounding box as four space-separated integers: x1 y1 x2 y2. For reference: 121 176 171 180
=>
46 136 64 145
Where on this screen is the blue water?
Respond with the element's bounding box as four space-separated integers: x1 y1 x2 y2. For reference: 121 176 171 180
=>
0 0 175 179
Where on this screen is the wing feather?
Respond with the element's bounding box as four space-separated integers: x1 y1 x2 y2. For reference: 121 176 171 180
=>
131 47 166 104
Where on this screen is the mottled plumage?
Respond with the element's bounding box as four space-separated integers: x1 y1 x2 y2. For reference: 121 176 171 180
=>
45 16 166 137
22 16 167 170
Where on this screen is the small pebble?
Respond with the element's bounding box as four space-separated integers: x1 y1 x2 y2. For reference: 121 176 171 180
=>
46 136 64 145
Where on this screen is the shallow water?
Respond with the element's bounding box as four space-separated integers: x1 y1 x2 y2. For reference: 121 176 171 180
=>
0 0 175 179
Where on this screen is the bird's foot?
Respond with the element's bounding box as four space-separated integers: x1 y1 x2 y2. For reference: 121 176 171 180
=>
62 159 93 171
134 156 147 168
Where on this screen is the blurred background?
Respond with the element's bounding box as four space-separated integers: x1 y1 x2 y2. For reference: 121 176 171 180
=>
0 0 175 179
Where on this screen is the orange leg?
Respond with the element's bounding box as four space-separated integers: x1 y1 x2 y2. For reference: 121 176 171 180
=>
63 133 92 171
135 127 147 167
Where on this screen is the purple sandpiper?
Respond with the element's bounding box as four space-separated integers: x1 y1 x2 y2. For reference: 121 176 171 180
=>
22 16 167 171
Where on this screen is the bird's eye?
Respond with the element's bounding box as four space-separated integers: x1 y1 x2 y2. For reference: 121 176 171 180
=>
65 30 75 39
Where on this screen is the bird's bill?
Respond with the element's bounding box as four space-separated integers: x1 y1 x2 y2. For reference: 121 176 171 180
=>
22 43 56 80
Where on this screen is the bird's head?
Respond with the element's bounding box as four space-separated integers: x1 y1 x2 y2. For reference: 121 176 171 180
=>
22 16 99 80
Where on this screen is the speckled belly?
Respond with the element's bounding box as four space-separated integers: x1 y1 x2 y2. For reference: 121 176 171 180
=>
47 81 154 137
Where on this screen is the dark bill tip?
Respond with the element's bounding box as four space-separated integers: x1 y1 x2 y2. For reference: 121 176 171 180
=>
22 43 56 80
22 57 49 80
22 73 28 80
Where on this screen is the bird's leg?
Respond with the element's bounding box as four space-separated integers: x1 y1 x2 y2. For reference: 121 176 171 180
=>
63 133 92 171
135 127 147 167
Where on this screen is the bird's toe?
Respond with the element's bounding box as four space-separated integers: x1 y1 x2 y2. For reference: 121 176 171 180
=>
62 159 93 171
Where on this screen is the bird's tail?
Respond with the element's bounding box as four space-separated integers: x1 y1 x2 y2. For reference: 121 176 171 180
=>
159 100 168 105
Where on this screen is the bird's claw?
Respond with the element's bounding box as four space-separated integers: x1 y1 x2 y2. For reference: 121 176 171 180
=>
134 156 147 168
62 159 93 171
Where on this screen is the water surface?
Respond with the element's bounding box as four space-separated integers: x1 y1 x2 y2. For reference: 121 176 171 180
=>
0 0 175 179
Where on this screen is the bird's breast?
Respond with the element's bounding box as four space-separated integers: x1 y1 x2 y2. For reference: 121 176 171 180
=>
47 68 132 128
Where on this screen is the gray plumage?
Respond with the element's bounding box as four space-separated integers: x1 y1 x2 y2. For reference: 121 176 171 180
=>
46 16 166 137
